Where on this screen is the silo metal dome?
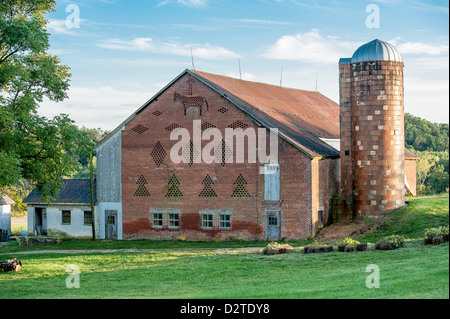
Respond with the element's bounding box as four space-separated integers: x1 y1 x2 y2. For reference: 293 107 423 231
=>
352 39 402 63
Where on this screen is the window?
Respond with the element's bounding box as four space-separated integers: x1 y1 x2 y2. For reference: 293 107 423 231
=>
62 210 71 225
202 214 214 229
84 211 92 226
107 214 116 225
219 214 231 230
152 213 163 228
268 216 278 226
169 213 179 228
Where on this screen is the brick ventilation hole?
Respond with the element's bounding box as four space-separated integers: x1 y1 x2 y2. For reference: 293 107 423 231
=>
218 107 229 114
232 174 250 197
228 121 249 129
152 110 163 117
200 122 217 132
131 124 149 134
182 141 200 167
199 175 217 197
166 174 183 198
165 123 184 132
134 175 151 197
151 141 167 167
215 139 233 167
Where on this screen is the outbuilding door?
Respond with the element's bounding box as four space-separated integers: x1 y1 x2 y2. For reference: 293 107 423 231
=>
105 210 118 239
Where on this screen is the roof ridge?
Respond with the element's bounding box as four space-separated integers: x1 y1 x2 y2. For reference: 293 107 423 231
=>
188 69 322 94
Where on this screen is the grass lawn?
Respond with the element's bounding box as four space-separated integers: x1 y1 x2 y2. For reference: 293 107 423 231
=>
0 195 448 299
0 243 448 299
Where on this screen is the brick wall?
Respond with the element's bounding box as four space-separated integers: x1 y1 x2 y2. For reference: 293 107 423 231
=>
120 74 337 240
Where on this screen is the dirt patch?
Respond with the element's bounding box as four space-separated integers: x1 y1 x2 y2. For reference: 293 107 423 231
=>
314 221 369 243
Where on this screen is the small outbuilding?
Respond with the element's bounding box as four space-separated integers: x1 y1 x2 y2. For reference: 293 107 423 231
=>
23 179 97 238
0 194 15 237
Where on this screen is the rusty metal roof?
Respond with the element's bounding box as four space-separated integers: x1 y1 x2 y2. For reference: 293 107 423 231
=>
188 70 340 157
405 149 420 160
24 179 96 205
97 69 341 157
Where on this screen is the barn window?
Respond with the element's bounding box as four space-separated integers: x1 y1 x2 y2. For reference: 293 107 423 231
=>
218 107 229 114
219 214 231 230
200 122 217 132
201 214 214 229
131 124 149 134
152 110 162 117
152 213 163 228
228 120 249 130
232 174 251 198
134 175 151 197
62 210 71 225
166 175 183 198
151 141 167 167
168 213 179 228
165 123 184 132
199 175 217 197
264 164 280 201
84 211 92 226
215 139 232 167
182 140 200 167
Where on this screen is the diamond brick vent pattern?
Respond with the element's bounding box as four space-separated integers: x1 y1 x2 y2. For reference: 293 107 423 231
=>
151 141 167 167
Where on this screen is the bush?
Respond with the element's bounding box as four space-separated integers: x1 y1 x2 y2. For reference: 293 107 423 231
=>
337 237 360 246
384 235 406 249
262 242 294 255
425 226 449 245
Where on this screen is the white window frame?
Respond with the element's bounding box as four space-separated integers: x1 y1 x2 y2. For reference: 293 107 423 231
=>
168 211 180 229
219 214 231 230
201 213 214 230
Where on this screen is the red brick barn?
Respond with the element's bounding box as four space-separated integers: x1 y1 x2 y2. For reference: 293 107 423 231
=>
96 69 341 241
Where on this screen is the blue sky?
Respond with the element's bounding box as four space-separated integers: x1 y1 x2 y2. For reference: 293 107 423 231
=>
42 0 449 130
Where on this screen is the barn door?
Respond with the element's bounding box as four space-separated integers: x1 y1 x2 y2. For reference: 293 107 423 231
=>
265 210 281 241
264 164 280 201
105 210 118 239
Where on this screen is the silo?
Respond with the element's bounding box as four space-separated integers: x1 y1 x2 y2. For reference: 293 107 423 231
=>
339 39 405 218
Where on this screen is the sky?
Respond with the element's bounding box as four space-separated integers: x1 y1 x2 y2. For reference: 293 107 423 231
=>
41 0 449 131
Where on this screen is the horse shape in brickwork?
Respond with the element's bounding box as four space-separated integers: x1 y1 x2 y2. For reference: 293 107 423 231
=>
174 92 209 116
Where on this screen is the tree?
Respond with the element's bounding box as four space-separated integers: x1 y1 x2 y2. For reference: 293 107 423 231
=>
0 0 92 201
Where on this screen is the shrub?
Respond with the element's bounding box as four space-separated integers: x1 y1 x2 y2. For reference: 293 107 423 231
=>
384 235 406 249
263 242 294 255
337 237 360 246
425 226 449 245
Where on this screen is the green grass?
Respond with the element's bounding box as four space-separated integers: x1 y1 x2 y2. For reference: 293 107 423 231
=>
0 244 448 299
0 195 448 299
356 195 449 243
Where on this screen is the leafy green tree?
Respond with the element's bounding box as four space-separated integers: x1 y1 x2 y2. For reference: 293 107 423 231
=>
0 0 93 201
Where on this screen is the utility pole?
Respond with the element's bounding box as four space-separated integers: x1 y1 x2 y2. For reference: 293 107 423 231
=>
90 151 96 241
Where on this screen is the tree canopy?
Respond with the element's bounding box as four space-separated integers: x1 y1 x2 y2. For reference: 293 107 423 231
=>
0 0 93 201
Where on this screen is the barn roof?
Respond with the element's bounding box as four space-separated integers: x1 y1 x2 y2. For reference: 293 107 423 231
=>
23 179 96 205
97 69 340 158
0 194 15 205
405 149 420 160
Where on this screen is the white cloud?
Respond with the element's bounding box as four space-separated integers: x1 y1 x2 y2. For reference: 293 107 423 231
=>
397 42 449 56
98 37 241 60
177 0 208 7
262 29 359 64
39 86 150 130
